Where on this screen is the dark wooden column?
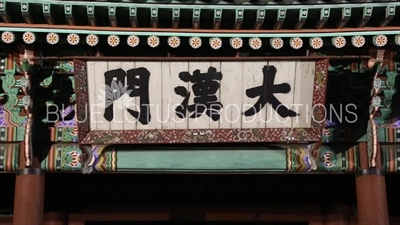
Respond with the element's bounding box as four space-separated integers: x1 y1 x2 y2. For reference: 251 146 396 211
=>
355 142 389 225
11 44 46 225
13 168 45 225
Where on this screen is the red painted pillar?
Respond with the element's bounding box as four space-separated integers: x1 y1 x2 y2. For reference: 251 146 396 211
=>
355 142 389 225
12 168 45 225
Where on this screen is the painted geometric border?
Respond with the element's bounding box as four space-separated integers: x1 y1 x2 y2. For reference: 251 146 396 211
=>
74 58 328 144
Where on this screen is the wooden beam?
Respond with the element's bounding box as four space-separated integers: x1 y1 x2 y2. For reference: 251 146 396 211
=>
192 8 200 29
109 6 118 27
254 9 265 30
234 9 243 30
274 9 286 30
42 3 54 25
5 22 400 34
64 4 74 26
358 6 372 28
21 2 32 24
379 5 396 27
172 8 179 29
316 8 329 29
151 7 158 28
213 9 222 30
130 7 137 28
295 8 307 30
337 7 351 28
87 5 96 26
0 1 10 23
32 55 370 61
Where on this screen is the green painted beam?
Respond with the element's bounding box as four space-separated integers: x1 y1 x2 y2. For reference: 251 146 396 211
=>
42 144 363 173
116 149 287 172
2 27 400 38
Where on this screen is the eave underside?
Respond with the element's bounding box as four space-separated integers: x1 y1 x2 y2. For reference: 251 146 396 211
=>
0 1 399 33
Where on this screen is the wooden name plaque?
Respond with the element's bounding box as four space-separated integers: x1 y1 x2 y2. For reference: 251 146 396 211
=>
73 58 328 144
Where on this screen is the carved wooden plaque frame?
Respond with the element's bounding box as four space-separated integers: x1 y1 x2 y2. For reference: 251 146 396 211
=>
74 58 328 144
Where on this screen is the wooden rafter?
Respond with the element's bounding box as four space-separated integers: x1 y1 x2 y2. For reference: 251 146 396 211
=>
234 9 243 30
274 9 286 30
379 5 396 27
21 2 32 24
172 8 179 29
316 8 329 29
254 9 265 30
151 7 158 28
130 7 137 28
295 8 307 30
87 5 96 26
65 4 74 26
0 1 11 23
358 6 372 28
43 3 54 25
109 6 118 27
213 9 222 30
337 7 351 28
193 8 200 29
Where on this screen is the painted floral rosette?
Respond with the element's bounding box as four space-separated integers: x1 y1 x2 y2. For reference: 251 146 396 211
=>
230 37 243 49
86 34 99 46
167 36 180 48
309 37 323 49
373 34 387 47
107 35 120 47
270 37 283 49
147 35 160 48
290 37 303 49
351 36 365 48
23 31 36 44
67 33 80 45
1 31 15 44
395 35 400 46
189 37 202 49
209 37 222 50
127 35 139 47
46 32 59 45
249 37 262 50
332 36 346 48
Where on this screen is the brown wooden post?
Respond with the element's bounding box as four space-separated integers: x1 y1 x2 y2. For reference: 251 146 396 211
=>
11 43 46 225
12 168 45 225
355 142 389 225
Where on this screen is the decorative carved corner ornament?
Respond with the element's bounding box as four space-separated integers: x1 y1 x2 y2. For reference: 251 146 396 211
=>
79 144 110 174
